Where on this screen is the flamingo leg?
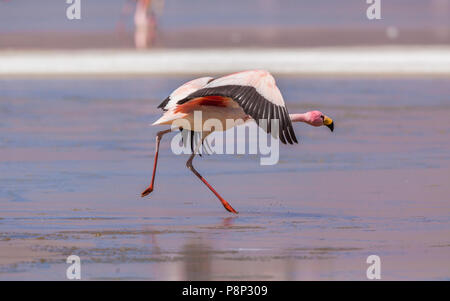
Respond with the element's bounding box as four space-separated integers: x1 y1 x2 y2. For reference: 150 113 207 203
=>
186 150 238 214
141 128 172 197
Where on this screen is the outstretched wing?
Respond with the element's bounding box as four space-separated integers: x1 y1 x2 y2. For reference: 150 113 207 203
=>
156 76 215 154
157 76 214 111
178 70 298 144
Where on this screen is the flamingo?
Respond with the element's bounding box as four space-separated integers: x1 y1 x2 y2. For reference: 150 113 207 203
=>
133 0 157 49
141 70 334 214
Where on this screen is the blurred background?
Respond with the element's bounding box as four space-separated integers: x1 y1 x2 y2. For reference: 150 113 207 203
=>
0 0 449 50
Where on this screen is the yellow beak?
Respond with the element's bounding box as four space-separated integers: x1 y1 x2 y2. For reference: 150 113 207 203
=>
323 116 334 132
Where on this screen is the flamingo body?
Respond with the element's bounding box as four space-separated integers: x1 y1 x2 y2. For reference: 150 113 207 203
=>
153 70 296 144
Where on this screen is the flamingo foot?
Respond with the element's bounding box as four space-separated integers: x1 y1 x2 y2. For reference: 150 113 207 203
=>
223 202 239 214
141 186 153 197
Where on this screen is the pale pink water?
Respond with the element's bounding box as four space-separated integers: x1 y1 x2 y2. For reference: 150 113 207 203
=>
0 77 449 280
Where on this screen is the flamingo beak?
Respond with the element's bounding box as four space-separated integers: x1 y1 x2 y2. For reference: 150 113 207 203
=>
323 116 334 132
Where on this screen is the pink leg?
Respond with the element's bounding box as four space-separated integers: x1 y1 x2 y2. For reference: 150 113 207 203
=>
141 129 171 197
186 153 238 214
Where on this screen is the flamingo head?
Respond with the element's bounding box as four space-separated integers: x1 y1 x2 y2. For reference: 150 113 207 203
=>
307 110 334 132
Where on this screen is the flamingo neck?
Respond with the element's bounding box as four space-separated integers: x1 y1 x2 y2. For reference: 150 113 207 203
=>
289 113 310 124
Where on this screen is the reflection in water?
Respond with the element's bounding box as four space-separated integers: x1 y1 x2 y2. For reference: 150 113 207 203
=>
142 227 162 255
136 217 352 280
176 237 339 280
221 217 236 228
181 238 212 281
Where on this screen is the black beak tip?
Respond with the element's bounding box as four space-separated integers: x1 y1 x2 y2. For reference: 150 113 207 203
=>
326 122 334 132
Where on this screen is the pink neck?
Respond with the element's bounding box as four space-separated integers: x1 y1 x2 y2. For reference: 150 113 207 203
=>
289 113 309 123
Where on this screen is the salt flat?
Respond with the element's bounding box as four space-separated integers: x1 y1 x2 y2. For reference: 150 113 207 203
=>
1 46 450 76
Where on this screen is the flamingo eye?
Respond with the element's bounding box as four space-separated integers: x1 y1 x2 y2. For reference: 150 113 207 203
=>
320 115 324 120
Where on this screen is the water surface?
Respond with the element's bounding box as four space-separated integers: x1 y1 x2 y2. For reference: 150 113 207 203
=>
0 76 449 280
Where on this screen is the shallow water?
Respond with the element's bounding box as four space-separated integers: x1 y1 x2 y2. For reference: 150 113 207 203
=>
0 76 449 280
